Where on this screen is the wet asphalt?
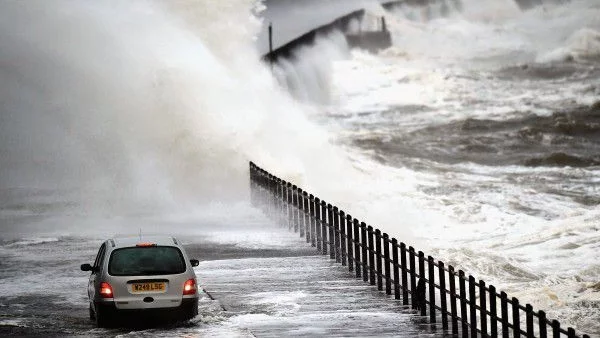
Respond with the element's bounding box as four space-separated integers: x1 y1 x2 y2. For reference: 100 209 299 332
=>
0 224 449 337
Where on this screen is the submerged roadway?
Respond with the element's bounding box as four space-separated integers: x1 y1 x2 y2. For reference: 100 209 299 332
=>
0 214 447 337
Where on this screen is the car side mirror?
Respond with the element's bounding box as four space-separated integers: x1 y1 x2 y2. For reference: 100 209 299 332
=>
80 263 94 272
190 259 199 267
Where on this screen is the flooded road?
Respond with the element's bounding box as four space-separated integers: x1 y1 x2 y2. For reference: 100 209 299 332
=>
0 218 445 337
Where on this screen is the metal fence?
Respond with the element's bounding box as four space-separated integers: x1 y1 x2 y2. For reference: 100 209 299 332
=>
249 161 590 338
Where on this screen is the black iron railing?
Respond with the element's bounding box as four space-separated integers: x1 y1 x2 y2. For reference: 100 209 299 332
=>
249 161 589 338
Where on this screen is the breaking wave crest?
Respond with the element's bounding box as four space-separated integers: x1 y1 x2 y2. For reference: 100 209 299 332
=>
0 0 348 212
538 28 600 63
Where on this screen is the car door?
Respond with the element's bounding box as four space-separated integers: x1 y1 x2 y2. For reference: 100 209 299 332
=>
88 243 106 301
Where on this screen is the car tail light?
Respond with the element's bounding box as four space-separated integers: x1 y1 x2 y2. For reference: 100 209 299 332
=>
136 242 156 247
183 279 196 295
99 282 113 298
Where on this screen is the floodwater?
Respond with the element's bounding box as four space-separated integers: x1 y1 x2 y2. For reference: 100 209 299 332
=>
0 212 444 337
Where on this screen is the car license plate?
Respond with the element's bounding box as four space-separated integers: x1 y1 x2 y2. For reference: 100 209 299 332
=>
131 282 166 293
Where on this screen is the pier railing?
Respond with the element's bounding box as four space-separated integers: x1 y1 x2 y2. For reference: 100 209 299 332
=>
249 161 589 338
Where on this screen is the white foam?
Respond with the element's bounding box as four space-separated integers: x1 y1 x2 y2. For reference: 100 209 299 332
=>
538 28 600 62
0 319 28 328
272 31 350 104
315 0 600 334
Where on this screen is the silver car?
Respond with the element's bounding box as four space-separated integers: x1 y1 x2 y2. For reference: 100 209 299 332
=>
81 236 200 327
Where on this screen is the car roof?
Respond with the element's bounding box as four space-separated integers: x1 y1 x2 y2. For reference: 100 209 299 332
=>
109 236 180 248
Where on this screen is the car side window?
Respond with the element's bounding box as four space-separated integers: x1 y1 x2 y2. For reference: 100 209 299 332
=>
92 243 106 273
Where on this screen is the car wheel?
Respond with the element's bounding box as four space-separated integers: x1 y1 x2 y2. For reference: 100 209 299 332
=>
95 304 112 328
187 304 198 320
89 304 96 320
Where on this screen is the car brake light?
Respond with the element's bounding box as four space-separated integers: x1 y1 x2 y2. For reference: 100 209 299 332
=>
183 279 196 295
100 282 113 298
136 242 156 247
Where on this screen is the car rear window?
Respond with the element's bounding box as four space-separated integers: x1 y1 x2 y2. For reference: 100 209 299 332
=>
108 246 186 276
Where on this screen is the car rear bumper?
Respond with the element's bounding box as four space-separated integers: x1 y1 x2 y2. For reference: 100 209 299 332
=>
96 297 198 322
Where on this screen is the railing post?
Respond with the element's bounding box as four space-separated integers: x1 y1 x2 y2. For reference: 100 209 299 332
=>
261 171 267 212
273 176 278 219
340 211 347 266
418 251 426 316
346 214 353 271
567 328 575 338
264 172 270 211
254 168 261 209
303 192 310 243
383 234 391 295
266 173 271 214
392 238 400 299
272 176 278 211
253 165 259 203
513 297 521 338
551 320 560 338
538 310 547 338
272 177 278 221
267 174 274 216
249 162 255 207
501 291 509 338
480 280 487 336
297 188 304 237
401 243 409 305
353 219 361 278
337 210 346 266
469 276 477 338
257 166 262 195
287 183 293 230
263 172 269 213
278 179 285 226
309 195 316 247
328 204 335 260
282 180 288 227
439 261 448 330
409 247 417 309
299 189 304 235
251 163 256 204
271 175 277 216
292 185 299 232
270 173 276 215
261 170 268 210
315 197 322 251
257 170 264 210
265 170 271 212
265 174 273 217
272 177 278 216
449 265 458 335
459 270 468 337
368 226 376 286
375 229 383 291
526 304 534 338
490 285 498 337
333 207 340 263
361 222 368 283
321 201 328 255
428 256 436 323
